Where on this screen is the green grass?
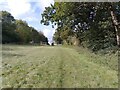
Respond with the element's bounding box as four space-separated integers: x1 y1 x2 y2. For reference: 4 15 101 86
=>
2 45 118 88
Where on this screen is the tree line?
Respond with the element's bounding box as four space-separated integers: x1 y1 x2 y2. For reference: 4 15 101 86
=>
41 2 120 52
1 11 49 45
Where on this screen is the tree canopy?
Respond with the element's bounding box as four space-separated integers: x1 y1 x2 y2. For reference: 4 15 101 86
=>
41 2 120 52
1 11 48 44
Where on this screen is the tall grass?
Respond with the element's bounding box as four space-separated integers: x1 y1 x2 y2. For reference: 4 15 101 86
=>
72 46 118 71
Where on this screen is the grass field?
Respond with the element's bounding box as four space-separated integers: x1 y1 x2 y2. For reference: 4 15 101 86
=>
2 45 118 88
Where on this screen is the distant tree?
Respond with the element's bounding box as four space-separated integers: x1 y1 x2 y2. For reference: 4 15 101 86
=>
1 11 20 43
1 11 49 45
15 20 32 43
45 37 49 45
51 42 54 46
30 27 41 43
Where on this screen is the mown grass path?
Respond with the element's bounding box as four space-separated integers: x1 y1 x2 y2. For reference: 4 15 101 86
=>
2 45 118 88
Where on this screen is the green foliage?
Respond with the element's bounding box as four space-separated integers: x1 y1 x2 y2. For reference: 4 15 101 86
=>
1 11 48 44
41 2 120 52
15 20 32 43
1 11 20 43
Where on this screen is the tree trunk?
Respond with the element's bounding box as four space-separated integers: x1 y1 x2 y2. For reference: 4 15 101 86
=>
110 7 120 47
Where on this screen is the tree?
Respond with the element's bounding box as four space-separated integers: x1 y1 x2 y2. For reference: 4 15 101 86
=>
1 11 20 43
1 11 49 45
15 20 32 43
109 2 120 47
41 2 119 52
30 27 40 43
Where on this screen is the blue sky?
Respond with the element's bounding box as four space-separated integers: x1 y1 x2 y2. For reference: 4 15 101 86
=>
0 0 55 43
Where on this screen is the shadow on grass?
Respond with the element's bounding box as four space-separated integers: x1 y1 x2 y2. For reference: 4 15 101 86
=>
2 53 25 57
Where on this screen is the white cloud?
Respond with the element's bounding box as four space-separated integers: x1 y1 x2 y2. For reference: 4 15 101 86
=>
7 0 31 18
23 17 38 22
18 0 54 14
0 0 54 20
36 0 54 11
0 1 10 11
0 0 32 18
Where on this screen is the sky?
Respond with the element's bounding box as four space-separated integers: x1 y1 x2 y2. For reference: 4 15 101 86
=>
0 0 56 44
